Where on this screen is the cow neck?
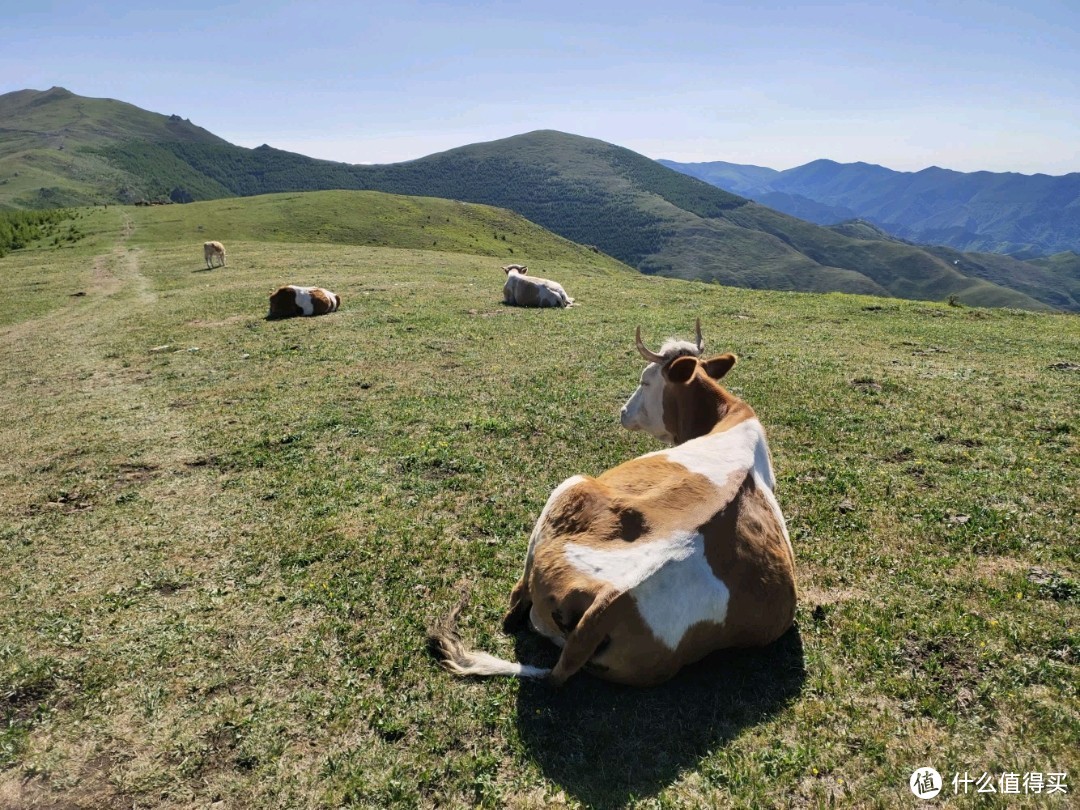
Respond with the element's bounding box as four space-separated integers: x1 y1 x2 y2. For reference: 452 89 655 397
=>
663 374 752 446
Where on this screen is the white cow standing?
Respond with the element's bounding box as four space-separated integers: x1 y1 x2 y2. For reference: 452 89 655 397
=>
203 241 226 269
502 264 574 308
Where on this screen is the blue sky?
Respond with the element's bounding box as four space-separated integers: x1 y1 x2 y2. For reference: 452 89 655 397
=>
3 1 1078 173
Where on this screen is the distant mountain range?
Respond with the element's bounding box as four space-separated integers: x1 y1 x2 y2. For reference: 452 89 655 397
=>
658 158 1080 258
2 87 1078 312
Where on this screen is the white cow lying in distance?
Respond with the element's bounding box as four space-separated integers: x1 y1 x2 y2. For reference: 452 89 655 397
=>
203 241 226 269
267 285 341 319
502 264 574 308
430 320 796 687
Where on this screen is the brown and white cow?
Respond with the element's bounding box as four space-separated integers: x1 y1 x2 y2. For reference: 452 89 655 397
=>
430 321 796 686
502 264 574 308
203 241 226 269
267 285 341 319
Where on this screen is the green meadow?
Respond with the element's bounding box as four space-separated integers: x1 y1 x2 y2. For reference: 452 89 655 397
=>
1 193 1077 808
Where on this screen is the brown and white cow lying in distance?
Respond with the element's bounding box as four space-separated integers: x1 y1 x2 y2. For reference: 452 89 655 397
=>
502 264 574 308
203 241 226 269
430 320 796 686
267 285 341 319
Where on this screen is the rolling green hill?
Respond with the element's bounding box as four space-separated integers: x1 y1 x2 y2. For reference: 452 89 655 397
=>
0 87 229 208
126 189 630 271
140 131 1054 311
921 247 1080 313
1 193 1076 808
0 88 1063 311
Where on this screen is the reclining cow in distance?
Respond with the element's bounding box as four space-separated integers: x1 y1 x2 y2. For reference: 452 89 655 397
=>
502 264 574 308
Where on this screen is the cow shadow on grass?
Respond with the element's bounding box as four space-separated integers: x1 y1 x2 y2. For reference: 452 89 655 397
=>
513 625 806 808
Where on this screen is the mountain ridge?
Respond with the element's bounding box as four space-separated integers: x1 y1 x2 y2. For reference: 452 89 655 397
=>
659 156 1080 257
0 87 1069 311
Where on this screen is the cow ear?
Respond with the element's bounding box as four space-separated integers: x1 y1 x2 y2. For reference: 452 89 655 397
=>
664 355 698 384
703 353 737 380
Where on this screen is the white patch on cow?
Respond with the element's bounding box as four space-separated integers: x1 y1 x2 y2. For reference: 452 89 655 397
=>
564 531 697 592
619 361 667 440
646 417 772 490
290 286 315 316
564 532 729 650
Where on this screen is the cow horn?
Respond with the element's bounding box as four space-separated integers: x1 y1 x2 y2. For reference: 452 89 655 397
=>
694 318 704 353
635 326 665 364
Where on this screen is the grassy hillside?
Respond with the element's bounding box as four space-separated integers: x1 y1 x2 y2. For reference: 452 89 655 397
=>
1 194 1077 808
351 131 1051 310
826 219 908 243
923 247 1080 313
0 87 228 208
124 189 623 268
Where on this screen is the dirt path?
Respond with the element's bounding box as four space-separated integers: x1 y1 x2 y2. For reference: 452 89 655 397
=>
87 213 155 303
0 217 326 810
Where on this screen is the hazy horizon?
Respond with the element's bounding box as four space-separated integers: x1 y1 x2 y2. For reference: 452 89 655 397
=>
4 1 1078 175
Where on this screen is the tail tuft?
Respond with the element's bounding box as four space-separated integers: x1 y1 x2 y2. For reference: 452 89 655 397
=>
427 593 551 680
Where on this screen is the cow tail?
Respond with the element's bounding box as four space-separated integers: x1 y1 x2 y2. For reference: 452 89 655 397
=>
427 595 551 680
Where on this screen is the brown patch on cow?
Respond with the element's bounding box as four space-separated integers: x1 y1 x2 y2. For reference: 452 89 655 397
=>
541 483 612 538
267 287 299 319
661 356 755 445
503 576 531 632
618 508 647 541
579 592 683 686
548 587 631 685
541 460 743 552
699 472 796 649
310 288 340 315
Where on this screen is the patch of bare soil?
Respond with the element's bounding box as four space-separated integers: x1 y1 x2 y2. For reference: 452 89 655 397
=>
0 753 135 810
